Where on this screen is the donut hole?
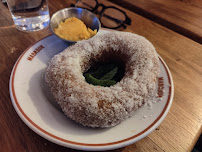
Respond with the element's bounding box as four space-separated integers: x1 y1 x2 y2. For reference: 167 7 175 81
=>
83 51 126 87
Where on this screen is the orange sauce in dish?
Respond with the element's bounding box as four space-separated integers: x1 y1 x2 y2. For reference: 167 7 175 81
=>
54 17 97 41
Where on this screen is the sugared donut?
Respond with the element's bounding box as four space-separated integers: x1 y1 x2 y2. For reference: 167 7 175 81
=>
45 31 160 128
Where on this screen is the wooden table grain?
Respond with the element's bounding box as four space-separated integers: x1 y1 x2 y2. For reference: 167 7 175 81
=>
0 0 201 152
109 0 202 44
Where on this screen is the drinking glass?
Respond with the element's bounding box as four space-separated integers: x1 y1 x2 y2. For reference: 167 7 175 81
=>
6 0 50 31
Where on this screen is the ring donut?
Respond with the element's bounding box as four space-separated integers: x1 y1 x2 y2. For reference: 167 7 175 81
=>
45 31 160 128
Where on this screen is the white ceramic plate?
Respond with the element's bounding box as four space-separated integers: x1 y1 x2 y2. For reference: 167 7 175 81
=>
9 30 174 151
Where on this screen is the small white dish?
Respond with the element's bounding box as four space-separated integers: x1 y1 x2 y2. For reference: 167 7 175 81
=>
9 29 174 151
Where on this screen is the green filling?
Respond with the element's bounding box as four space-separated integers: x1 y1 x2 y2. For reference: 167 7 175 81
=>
84 73 116 87
84 62 125 87
101 66 118 80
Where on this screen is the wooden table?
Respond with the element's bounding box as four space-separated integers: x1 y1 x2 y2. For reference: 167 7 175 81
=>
0 0 201 151
109 0 202 44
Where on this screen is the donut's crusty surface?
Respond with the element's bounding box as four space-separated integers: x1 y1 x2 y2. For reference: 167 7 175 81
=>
45 31 160 128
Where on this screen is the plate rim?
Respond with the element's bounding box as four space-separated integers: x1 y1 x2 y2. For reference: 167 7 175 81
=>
9 32 174 151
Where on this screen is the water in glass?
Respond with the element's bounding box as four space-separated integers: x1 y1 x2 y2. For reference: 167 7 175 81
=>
7 0 50 31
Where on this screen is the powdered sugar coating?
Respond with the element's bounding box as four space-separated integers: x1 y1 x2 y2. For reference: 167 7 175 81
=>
45 31 160 128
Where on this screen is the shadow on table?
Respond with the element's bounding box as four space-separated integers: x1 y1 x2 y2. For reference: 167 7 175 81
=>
192 134 202 152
